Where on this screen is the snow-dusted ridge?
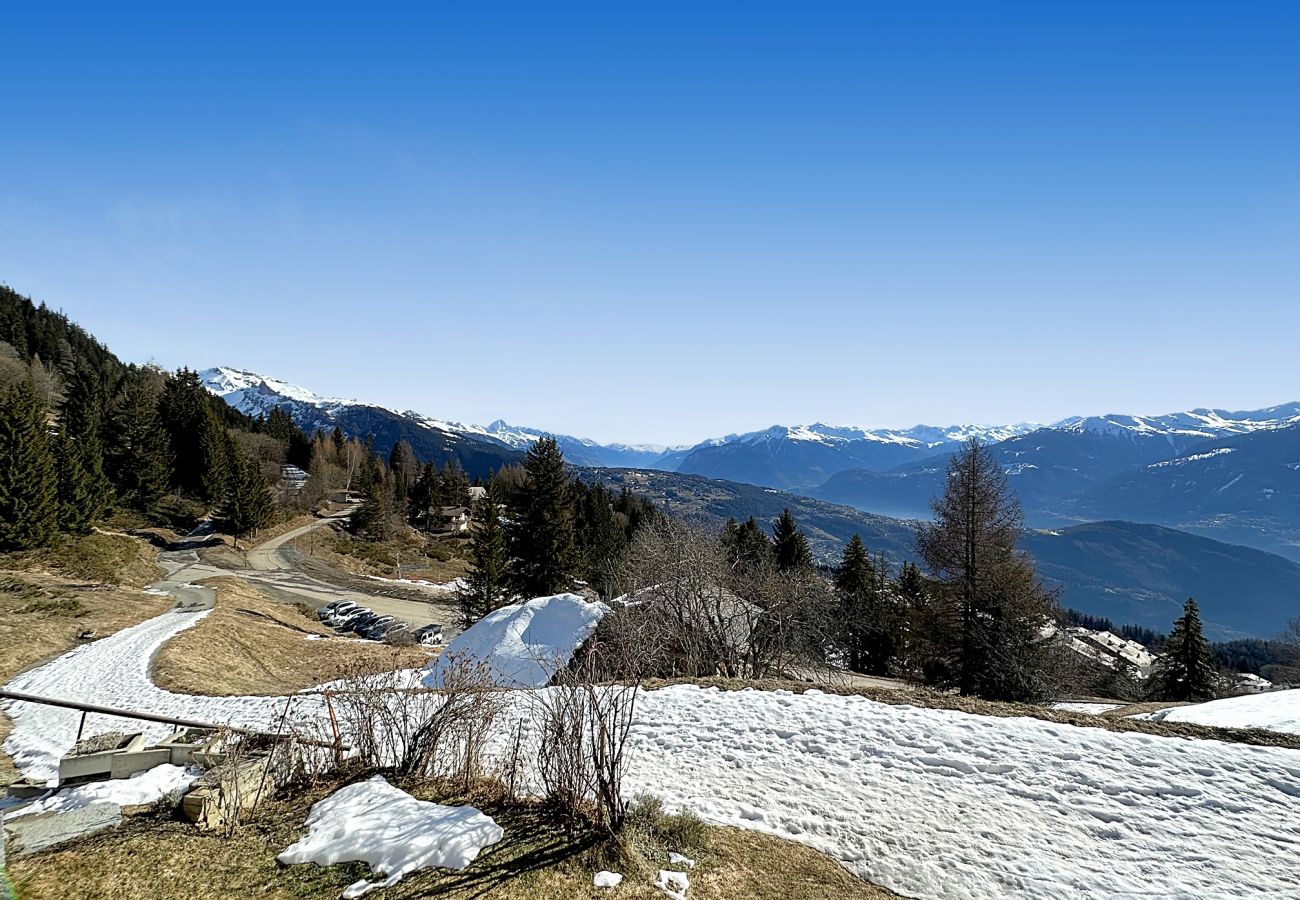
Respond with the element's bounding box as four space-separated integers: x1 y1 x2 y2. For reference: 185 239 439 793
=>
203 366 1300 469
1053 403 1300 440
200 367 681 462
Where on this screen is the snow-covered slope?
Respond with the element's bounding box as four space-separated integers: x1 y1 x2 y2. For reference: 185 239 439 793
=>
200 366 357 416
1055 403 1300 441
7 606 1300 898
1142 688 1300 735
423 594 608 688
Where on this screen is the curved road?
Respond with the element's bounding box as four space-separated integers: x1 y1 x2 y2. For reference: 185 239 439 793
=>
162 511 459 633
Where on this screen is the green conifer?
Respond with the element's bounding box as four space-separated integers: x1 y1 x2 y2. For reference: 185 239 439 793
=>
0 381 59 549
1149 598 1220 701
213 448 275 548
506 437 576 597
459 483 509 626
772 508 812 572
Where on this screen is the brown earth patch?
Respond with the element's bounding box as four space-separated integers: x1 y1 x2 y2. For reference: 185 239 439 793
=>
151 578 433 696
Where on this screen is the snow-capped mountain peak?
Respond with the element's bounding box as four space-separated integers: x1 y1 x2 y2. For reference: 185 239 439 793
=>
199 366 358 415
1053 403 1300 441
201 366 679 469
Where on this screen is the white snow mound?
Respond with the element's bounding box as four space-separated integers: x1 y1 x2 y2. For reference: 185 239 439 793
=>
277 775 503 897
6 763 198 819
423 593 607 688
1141 688 1300 734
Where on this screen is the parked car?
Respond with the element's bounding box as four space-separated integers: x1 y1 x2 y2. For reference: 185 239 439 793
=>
382 622 411 642
413 624 445 646
318 600 355 621
347 612 381 633
359 615 396 639
330 606 370 628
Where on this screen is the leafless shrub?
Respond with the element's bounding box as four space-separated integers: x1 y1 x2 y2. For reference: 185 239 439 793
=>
531 642 641 834
605 518 838 680
327 660 431 770
606 519 757 677
402 652 507 787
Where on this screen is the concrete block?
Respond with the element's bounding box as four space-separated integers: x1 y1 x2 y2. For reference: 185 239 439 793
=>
109 748 171 780
58 732 145 785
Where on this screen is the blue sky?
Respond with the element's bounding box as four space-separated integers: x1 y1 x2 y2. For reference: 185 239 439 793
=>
2 3 1298 445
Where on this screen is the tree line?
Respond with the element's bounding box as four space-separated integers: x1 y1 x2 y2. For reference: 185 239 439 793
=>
0 286 330 549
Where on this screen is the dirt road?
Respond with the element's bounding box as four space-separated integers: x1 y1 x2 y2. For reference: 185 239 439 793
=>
164 512 460 634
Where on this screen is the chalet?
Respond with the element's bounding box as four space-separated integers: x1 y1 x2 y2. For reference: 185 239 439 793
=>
441 506 470 532
279 464 309 496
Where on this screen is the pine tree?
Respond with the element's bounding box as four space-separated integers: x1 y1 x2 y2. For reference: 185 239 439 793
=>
0 381 59 549
917 439 1058 701
1148 598 1220 701
506 437 576 597
199 412 234 504
106 374 173 514
772 509 811 572
54 429 94 533
441 457 470 507
459 483 508 626
574 481 625 597
835 535 875 672
158 369 212 499
213 448 275 548
388 440 417 507
58 365 113 528
724 516 775 573
408 462 443 532
351 474 395 541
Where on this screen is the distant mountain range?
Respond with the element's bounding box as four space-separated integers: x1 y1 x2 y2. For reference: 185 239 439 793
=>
668 422 1040 491
200 367 521 479
201 366 1300 563
580 469 1300 640
201 367 680 473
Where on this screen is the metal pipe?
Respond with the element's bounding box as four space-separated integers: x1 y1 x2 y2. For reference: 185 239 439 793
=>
0 689 346 751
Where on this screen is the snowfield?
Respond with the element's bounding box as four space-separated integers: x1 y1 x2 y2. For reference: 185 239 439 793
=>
5 607 1300 898
623 686 1300 898
1141 689 1300 735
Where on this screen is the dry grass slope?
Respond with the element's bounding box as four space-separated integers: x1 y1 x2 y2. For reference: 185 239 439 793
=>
8 777 901 899
151 578 434 697
0 533 173 783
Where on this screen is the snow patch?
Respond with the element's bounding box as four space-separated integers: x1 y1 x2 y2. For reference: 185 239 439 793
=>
277 775 503 896
6 763 198 819
655 869 690 899
594 871 624 888
1140 689 1300 735
1050 702 1122 715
